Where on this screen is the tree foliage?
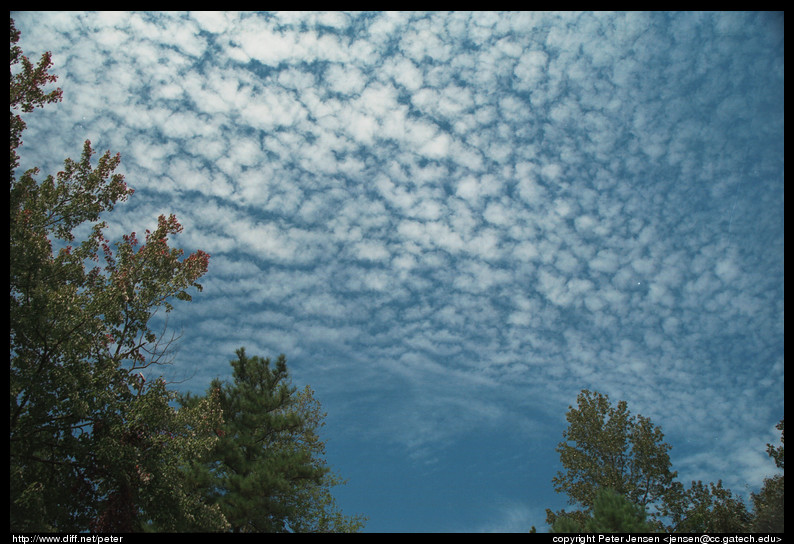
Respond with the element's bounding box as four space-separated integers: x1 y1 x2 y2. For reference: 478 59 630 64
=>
551 488 655 533
750 419 784 532
661 479 752 533
179 349 367 533
10 17 62 176
10 17 221 531
546 389 676 529
545 389 779 533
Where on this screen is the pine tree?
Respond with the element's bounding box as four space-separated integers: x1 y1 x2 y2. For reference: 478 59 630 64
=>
551 488 655 533
585 488 655 533
180 348 366 532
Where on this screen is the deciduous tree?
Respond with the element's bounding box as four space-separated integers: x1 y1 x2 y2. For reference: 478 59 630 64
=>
10 18 220 531
662 479 751 533
545 389 676 530
750 419 783 532
545 389 759 533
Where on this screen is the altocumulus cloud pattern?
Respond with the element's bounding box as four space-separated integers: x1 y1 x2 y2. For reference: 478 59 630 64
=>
14 12 783 532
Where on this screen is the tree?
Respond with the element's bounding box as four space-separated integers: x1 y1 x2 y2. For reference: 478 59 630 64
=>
750 419 783 532
10 18 222 531
280 385 367 532
10 18 62 177
551 488 655 533
663 479 751 533
545 390 757 533
84 379 229 532
545 389 677 530
179 348 366 532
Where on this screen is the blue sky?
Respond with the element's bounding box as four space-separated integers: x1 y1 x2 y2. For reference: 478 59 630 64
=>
13 12 784 532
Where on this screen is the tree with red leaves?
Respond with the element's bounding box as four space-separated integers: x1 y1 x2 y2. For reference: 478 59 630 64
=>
10 18 225 532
